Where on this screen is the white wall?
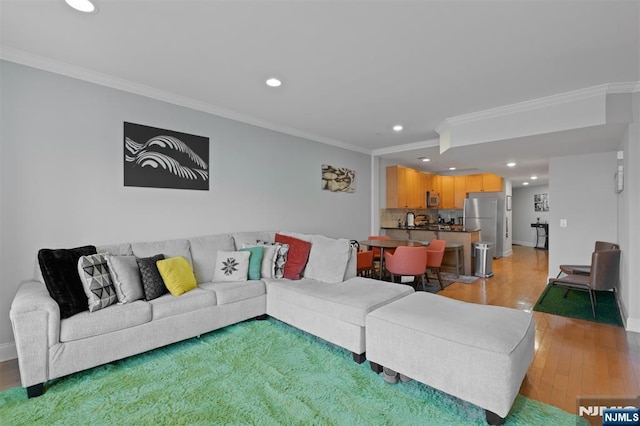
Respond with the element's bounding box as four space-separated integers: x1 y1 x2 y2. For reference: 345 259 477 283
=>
617 92 640 331
0 61 372 358
548 152 618 280
512 184 550 247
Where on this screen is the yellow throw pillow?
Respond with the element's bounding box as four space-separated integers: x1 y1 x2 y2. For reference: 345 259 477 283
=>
156 256 197 296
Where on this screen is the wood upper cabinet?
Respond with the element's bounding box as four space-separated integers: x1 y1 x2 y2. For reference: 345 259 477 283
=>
454 175 467 209
387 166 503 209
482 173 503 192
386 165 408 208
387 166 432 208
466 173 503 193
439 176 455 209
466 174 484 193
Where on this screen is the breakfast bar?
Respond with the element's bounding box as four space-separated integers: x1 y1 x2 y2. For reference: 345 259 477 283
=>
382 227 480 275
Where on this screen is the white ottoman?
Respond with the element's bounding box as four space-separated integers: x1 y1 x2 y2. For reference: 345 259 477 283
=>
366 292 535 425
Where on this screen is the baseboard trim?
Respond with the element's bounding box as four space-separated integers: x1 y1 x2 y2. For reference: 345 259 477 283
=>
513 240 535 247
626 317 640 333
0 341 17 362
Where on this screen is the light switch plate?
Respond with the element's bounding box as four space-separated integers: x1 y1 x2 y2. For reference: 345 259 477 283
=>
560 219 567 228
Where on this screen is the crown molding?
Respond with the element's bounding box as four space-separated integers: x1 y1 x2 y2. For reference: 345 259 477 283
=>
0 47 371 155
372 138 439 156
435 81 640 135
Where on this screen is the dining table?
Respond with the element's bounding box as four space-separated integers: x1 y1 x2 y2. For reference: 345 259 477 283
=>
359 239 427 280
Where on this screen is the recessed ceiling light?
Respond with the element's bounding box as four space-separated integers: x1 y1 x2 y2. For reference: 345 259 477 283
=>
507 162 516 167
393 124 404 132
420 157 430 162
449 167 456 170
65 0 97 13
523 182 529 186
531 176 538 180
265 78 282 87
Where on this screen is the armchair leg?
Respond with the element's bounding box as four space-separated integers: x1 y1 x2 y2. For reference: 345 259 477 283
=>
589 289 596 318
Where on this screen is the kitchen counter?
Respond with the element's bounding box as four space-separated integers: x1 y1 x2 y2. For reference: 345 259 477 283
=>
382 227 481 275
381 226 479 233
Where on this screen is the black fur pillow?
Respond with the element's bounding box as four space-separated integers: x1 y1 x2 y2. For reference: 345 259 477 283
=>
38 245 97 319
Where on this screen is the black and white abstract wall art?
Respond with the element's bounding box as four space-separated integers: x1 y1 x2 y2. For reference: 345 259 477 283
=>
322 164 355 193
124 122 209 191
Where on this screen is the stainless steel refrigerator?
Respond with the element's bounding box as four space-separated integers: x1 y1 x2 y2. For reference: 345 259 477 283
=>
463 193 504 258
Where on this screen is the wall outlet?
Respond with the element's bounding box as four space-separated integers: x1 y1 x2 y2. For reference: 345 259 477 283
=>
560 219 568 228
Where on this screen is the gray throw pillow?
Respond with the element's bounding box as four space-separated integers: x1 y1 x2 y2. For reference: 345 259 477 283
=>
136 254 166 301
77 253 118 312
106 254 144 303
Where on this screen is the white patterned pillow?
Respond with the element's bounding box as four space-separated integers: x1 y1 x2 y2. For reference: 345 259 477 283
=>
257 240 289 279
77 253 118 312
212 250 250 282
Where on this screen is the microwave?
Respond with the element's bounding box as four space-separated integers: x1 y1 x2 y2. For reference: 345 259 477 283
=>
427 192 440 208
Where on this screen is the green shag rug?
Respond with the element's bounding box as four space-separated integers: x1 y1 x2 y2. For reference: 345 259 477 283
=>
0 319 581 425
533 284 623 326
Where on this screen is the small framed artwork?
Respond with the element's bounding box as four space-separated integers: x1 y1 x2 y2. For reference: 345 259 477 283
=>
124 122 209 191
322 164 355 193
506 195 512 211
534 193 549 212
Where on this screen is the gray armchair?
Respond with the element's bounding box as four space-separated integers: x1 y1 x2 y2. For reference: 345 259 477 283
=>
542 248 620 317
557 241 620 277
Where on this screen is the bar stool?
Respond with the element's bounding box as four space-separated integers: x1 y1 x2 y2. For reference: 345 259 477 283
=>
444 243 464 277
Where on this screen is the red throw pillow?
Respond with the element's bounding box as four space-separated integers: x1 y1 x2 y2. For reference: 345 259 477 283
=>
275 233 312 280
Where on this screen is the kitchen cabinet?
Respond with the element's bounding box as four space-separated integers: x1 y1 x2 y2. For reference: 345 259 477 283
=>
386 166 503 209
482 174 503 192
466 174 503 193
386 166 432 209
454 175 467 209
439 176 455 209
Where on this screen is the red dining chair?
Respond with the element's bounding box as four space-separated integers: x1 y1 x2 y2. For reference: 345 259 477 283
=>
368 235 394 278
356 250 374 278
384 246 428 289
425 239 446 290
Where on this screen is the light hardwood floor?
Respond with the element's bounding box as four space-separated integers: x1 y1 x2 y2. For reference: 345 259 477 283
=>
1 245 638 414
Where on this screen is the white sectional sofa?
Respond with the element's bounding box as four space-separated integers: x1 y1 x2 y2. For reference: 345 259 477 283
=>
10 231 414 398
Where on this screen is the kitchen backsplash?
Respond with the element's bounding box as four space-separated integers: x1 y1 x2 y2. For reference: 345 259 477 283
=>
381 208 463 227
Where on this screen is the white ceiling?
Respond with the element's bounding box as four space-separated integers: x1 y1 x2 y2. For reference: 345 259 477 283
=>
1 0 638 187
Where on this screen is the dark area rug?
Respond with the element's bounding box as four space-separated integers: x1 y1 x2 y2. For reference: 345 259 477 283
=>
533 284 623 326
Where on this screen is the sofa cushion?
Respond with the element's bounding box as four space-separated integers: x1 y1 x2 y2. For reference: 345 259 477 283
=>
188 234 235 284
156 256 197 296
148 288 217 320
38 245 97 319
232 231 275 249
136 254 167 301
275 233 311 280
265 277 414 327
106 254 144 303
199 280 266 305
77 253 118 312
60 301 152 342
131 239 193 267
213 250 250 282
304 235 352 284
96 243 133 256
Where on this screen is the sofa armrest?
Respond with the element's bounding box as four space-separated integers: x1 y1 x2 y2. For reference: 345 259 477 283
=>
10 280 60 387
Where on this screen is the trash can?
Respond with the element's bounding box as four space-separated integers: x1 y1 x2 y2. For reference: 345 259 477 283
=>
473 242 494 278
